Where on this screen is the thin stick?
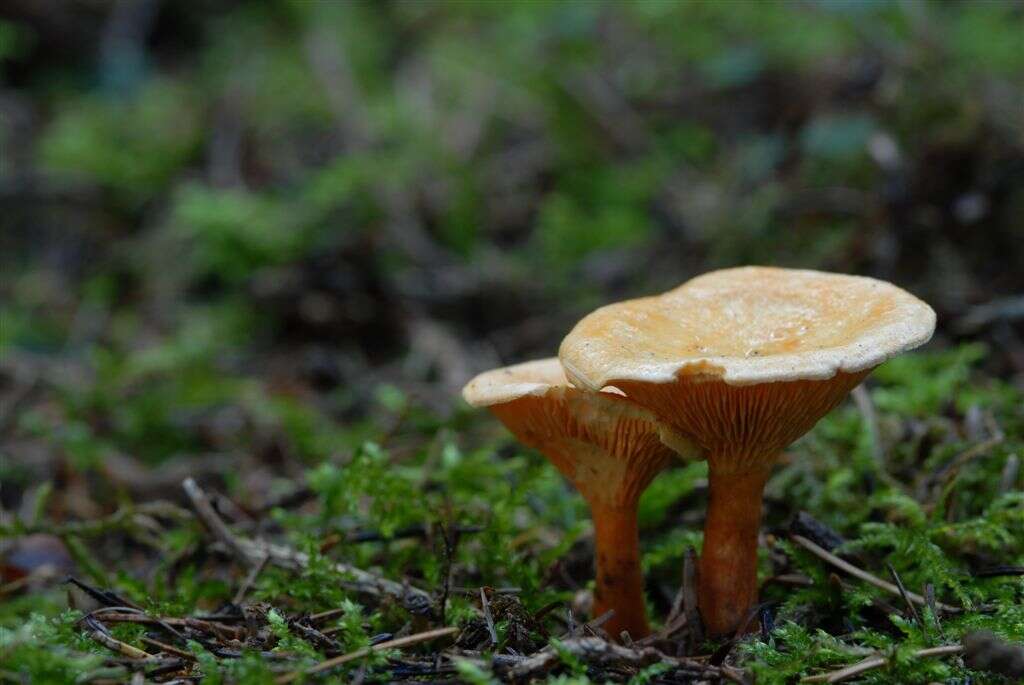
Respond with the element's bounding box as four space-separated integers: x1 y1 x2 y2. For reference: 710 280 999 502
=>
308 607 347 624
90 611 245 640
182 478 252 562
274 626 458 684
802 644 963 683
666 579 686 628
452 586 520 595
973 565 1024 578
852 385 884 466
232 552 268 605
924 583 945 638
790 535 959 613
887 565 922 625
480 588 498 647
83 618 152 660
682 547 703 649
139 637 196 662
86 606 190 643
556 609 615 641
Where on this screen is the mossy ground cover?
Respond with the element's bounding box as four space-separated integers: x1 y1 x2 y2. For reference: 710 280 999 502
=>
2 343 1022 683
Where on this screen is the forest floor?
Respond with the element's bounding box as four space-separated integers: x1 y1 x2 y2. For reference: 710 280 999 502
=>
2 343 1023 684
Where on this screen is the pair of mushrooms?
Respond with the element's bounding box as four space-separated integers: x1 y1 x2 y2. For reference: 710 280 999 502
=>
463 267 935 641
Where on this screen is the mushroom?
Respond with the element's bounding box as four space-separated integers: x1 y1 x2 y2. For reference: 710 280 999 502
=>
462 358 700 640
559 266 936 637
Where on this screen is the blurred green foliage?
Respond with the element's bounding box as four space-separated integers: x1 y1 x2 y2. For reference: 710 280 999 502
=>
39 80 201 205
7 0 1020 304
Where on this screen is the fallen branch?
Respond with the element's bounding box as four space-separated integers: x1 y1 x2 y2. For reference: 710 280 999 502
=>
508 637 657 679
139 637 197 662
274 625 459 684
82 616 157 661
790 535 959 613
559 609 614 640
93 612 245 640
790 512 846 553
85 606 192 644
182 478 432 608
973 565 1024 578
802 645 963 683
507 636 744 683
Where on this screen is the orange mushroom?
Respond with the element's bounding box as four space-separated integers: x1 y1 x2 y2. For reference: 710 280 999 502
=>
559 267 935 637
462 358 700 640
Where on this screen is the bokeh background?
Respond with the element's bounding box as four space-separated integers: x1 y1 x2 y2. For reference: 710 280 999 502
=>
2 0 1023 553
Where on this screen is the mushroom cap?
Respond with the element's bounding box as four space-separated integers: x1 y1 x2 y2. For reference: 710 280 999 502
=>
462 357 572 407
559 266 936 389
462 358 700 505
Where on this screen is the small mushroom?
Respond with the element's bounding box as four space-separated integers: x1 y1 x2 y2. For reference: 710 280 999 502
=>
462 358 699 640
559 266 935 636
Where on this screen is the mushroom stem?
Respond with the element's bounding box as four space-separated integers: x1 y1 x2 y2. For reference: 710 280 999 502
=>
698 462 773 637
590 501 650 640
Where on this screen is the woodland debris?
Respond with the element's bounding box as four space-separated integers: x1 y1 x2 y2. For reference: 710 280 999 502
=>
790 512 846 552
507 636 745 683
181 478 433 609
802 644 963 683
790 534 960 613
274 625 459 684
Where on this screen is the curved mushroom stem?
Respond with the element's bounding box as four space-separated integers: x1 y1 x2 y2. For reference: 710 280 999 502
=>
589 501 650 640
698 462 773 637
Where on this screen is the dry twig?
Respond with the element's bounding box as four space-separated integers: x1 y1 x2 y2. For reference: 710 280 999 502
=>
232 552 268 605
802 645 963 683
82 617 157 661
887 564 922 625
852 385 885 466
790 535 959 613
274 626 459 684
480 588 498 647
93 612 245 640
682 547 703 651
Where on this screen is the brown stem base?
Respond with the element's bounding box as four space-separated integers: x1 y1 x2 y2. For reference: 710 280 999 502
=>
698 463 772 637
590 502 650 640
